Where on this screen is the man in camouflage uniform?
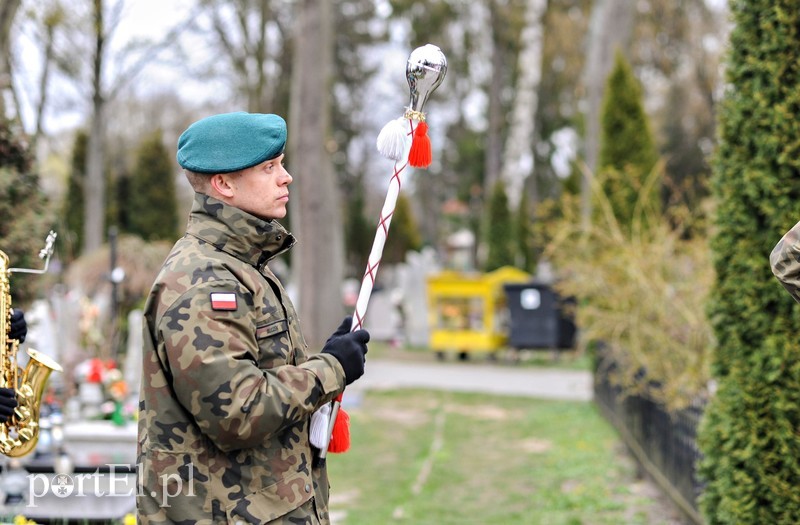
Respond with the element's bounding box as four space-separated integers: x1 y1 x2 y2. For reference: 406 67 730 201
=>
137 112 370 524
771 220 800 302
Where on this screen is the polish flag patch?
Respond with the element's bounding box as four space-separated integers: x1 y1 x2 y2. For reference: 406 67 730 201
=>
210 292 237 311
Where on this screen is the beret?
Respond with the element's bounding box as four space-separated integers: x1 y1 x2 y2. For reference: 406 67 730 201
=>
176 112 287 174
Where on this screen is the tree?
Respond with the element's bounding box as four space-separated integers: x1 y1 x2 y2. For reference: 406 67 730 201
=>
697 3 800 523
597 51 659 229
289 0 344 347
581 0 635 223
126 129 178 242
500 0 547 210
0 0 22 119
483 179 515 272
194 0 290 113
344 183 372 277
61 130 88 259
515 187 536 273
37 0 191 254
0 120 52 304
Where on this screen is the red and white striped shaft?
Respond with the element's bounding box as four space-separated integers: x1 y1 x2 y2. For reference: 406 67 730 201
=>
350 119 414 332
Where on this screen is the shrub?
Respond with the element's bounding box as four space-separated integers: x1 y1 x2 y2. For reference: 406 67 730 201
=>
696 3 800 523
544 172 714 412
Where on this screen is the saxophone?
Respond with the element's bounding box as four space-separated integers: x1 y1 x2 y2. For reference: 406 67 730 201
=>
0 233 62 457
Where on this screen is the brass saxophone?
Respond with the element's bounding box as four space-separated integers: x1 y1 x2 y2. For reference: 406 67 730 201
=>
0 234 62 457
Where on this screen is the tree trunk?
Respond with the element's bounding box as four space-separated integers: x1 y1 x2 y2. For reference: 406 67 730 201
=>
484 1 505 196
581 0 634 224
289 0 344 348
84 0 106 254
0 0 21 119
500 0 547 210
32 15 58 155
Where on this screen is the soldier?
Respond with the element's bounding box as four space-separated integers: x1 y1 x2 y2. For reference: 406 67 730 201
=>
771 220 800 302
137 112 370 524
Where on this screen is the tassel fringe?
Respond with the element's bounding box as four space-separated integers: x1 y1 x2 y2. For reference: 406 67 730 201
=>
408 121 432 169
309 403 331 449
328 408 351 453
376 117 408 161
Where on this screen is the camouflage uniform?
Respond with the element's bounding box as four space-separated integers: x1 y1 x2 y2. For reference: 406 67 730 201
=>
771 220 800 303
137 193 346 524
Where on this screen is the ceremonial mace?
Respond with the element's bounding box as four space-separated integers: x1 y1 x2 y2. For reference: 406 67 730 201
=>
311 44 448 463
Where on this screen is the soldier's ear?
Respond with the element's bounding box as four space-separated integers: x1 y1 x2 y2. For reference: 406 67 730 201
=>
209 173 235 199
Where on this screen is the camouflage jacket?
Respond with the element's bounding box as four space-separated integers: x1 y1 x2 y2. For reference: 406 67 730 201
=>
771 220 800 303
137 193 346 524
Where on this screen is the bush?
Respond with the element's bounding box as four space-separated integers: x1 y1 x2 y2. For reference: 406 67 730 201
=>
544 173 714 412
696 3 800 523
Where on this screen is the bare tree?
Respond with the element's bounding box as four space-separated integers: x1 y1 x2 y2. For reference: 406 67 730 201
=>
500 0 547 210
581 0 635 223
484 0 507 195
288 0 344 348
83 0 108 254
77 0 195 253
30 3 64 153
192 0 292 113
0 0 22 119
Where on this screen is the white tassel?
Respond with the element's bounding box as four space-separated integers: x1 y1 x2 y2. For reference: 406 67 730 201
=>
310 403 332 449
376 117 408 161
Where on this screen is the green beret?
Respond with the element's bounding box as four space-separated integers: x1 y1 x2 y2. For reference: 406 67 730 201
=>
176 112 287 174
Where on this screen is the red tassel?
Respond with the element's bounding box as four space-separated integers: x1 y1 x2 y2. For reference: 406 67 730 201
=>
328 408 350 453
408 121 432 169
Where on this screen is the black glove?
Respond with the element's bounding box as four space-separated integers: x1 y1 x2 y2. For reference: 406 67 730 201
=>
9 309 26 344
322 316 369 385
0 388 17 423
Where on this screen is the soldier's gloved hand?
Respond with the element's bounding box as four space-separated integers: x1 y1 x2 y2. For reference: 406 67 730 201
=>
9 309 27 344
0 388 17 423
325 316 353 342
322 317 369 385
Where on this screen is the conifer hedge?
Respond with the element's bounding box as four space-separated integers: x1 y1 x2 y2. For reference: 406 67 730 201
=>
128 129 178 242
697 3 800 523
484 179 515 271
598 51 658 229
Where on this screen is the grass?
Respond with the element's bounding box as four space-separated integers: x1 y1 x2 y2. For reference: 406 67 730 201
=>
327 388 679 525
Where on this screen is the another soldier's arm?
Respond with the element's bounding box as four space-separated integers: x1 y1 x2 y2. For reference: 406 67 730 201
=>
770 220 800 303
160 281 346 452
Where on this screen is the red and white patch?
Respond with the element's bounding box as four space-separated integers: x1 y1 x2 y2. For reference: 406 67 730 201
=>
210 292 237 311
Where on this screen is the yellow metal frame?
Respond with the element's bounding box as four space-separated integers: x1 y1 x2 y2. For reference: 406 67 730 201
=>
427 266 531 353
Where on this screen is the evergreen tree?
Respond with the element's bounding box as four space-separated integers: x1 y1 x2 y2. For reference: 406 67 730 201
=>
384 193 422 266
62 130 87 259
483 179 515 271
344 183 373 277
697 3 800 523
127 129 178 241
515 188 536 273
0 120 52 304
598 50 659 228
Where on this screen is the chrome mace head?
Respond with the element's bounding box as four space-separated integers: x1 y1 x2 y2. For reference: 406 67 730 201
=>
405 44 448 116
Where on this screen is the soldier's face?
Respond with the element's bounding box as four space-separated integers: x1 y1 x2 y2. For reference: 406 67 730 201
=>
227 154 292 220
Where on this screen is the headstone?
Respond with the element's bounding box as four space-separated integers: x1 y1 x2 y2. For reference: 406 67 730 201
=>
123 310 143 396
399 247 440 347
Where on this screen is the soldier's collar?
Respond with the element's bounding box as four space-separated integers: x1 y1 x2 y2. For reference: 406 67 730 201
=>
186 193 296 267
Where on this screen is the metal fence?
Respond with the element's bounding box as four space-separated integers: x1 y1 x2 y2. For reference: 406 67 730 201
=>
593 356 706 525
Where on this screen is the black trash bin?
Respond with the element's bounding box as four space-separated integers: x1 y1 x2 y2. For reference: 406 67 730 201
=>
503 282 576 350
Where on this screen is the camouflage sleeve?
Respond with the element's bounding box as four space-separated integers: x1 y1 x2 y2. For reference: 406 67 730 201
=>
770 220 800 303
158 280 345 452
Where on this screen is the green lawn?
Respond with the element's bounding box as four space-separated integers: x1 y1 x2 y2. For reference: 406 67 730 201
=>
327 389 679 525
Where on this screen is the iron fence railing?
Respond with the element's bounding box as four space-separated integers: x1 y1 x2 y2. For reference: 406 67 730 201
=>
593 353 706 524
